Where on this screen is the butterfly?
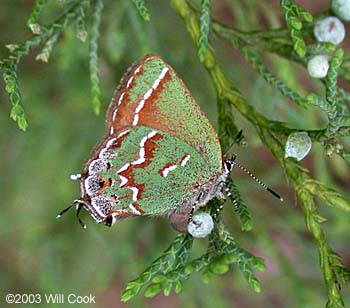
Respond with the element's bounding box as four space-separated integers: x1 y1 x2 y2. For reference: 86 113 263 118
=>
58 54 282 233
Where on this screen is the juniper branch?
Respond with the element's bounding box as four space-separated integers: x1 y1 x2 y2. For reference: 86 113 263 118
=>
76 5 88 42
217 97 241 151
171 0 349 305
27 0 48 33
131 0 151 21
0 0 90 130
121 234 187 301
89 0 103 115
212 22 307 108
225 177 252 231
198 0 211 62
280 0 313 57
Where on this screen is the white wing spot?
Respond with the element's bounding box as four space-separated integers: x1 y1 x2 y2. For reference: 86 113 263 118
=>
126 76 134 88
131 130 159 166
117 163 130 173
140 135 148 146
134 65 141 74
152 78 161 90
118 92 125 106
84 175 100 197
106 137 116 148
112 109 118 121
110 91 126 132
148 130 158 138
144 88 153 100
117 131 161 202
153 67 168 89
117 129 129 138
130 187 139 202
119 175 128 187
135 99 145 113
88 159 108 175
162 165 177 177
132 156 145 165
181 154 190 166
129 203 142 215
132 67 169 126
132 114 139 126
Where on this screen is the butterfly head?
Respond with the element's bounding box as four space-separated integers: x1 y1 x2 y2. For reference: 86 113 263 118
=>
57 195 120 228
57 153 122 228
223 154 237 174
78 168 122 228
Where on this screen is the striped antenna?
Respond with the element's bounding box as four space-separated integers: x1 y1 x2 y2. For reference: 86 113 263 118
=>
56 204 73 219
56 199 87 228
75 201 87 229
231 160 283 202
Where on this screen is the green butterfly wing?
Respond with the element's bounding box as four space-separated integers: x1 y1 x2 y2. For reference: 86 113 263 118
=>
106 54 222 175
93 126 218 215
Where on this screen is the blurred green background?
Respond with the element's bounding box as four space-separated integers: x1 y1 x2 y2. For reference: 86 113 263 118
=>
0 1 349 307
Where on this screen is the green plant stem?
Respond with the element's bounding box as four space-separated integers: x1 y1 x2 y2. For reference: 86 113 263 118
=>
0 1 89 71
27 0 48 29
297 190 345 308
89 0 103 115
0 0 90 130
171 0 348 306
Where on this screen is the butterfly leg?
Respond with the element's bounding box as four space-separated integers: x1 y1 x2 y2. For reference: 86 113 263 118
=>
224 177 240 211
224 182 240 210
212 200 226 221
187 192 204 224
210 180 229 221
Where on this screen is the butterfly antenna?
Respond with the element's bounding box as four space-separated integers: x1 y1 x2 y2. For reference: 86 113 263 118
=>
56 200 87 228
231 159 283 202
56 204 74 219
75 201 87 229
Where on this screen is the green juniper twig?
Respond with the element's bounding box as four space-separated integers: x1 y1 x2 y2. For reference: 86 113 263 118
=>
89 0 103 115
212 16 350 169
27 0 49 33
1 0 349 306
198 0 211 62
132 0 151 21
171 0 349 306
0 0 90 130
